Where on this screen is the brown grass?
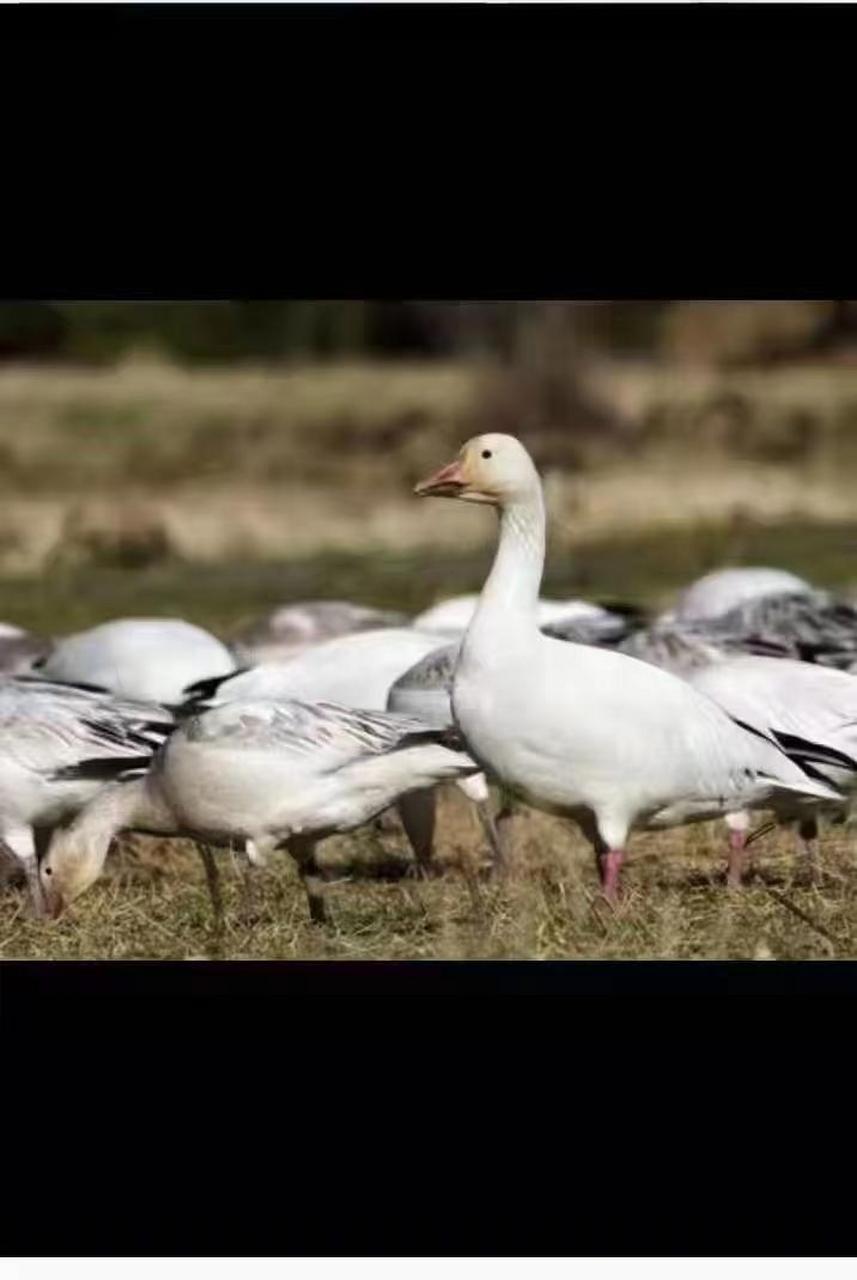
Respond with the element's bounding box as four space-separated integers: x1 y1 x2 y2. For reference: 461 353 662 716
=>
3 356 857 573
2 792 855 960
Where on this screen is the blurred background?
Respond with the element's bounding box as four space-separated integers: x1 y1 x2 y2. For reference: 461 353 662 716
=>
3 299 857 636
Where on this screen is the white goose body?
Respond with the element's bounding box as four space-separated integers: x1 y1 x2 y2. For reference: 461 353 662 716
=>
0 678 173 911
186 627 445 711
41 698 478 923
415 434 838 896
670 566 814 623
159 699 475 840
454 626 821 833
38 617 236 705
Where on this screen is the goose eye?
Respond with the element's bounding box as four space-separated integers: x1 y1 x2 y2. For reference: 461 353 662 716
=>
481 449 492 459
44 867 52 876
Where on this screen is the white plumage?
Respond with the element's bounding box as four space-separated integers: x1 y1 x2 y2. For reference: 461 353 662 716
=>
36 617 237 705
40 698 478 924
669 566 814 622
414 592 625 635
414 433 838 900
0 677 173 913
185 627 445 711
686 655 857 882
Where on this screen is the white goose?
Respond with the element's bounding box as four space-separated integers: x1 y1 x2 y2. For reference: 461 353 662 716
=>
414 593 633 638
685 655 857 884
39 698 479 925
184 627 446 711
232 600 409 666
668 566 815 624
0 678 173 914
414 434 839 900
35 617 236 706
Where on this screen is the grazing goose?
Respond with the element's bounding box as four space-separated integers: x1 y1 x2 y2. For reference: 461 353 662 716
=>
39 698 479 925
0 678 173 914
414 434 839 901
669 567 815 624
685 655 857 884
184 627 445 711
35 617 236 706
232 600 409 666
0 623 52 674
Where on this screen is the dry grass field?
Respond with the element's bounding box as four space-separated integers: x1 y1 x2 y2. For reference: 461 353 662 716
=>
2 795 855 960
3 356 857 959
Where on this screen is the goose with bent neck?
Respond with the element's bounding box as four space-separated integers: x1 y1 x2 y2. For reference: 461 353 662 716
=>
40 775 174 914
415 434 840 900
40 697 480 924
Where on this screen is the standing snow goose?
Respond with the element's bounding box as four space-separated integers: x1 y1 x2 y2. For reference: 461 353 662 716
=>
232 600 409 666
183 627 445 711
414 434 840 901
39 698 479 926
389 607 650 874
685 655 857 884
0 678 173 914
35 617 236 706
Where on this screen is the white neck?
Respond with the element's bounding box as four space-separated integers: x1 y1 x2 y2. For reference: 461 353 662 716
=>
465 486 546 653
73 777 174 865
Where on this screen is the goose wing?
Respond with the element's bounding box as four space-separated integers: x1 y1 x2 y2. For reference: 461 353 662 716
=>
715 592 857 667
688 656 857 793
0 693 173 781
181 698 469 773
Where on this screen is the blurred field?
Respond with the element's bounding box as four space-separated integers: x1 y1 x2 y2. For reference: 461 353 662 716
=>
4 357 857 574
2 794 854 960
4 515 857 641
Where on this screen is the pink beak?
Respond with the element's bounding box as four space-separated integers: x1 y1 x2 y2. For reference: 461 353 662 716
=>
414 458 467 498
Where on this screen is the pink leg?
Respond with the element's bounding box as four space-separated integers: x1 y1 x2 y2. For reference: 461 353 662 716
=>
599 849 624 904
727 829 746 889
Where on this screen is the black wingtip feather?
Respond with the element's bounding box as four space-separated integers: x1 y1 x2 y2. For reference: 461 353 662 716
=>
394 724 470 753
770 729 857 774
182 670 246 702
50 755 154 782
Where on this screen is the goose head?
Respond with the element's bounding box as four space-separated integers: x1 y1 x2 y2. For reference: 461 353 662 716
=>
415 434 541 507
40 823 107 918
